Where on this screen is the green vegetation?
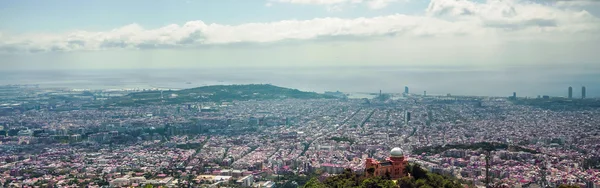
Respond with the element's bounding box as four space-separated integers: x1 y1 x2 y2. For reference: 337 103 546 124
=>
175 142 204 150
583 156 600 169
300 142 311 156
398 164 463 188
302 164 463 188
304 178 327 188
558 185 580 188
275 174 313 188
300 169 395 188
412 142 538 155
106 84 334 107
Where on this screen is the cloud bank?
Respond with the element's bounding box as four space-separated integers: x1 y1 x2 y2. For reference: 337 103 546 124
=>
0 0 599 54
269 0 402 10
554 0 600 7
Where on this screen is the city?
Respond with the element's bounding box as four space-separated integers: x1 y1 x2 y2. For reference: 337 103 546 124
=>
0 84 598 187
2 0 600 187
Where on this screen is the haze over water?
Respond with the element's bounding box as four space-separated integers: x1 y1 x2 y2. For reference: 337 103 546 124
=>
1 66 598 98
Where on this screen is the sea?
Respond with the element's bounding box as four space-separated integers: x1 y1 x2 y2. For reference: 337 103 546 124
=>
1 66 598 98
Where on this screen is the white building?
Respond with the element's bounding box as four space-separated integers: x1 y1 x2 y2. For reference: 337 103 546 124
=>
237 175 254 187
110 178 130 187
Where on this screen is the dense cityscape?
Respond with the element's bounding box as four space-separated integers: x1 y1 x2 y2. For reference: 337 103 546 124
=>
2 0 600 187
0 84 598 188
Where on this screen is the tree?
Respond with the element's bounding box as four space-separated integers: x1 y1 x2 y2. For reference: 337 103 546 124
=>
415 179 428 187
398 176 415 188
404 164 413 176
5 179 12 186
68 177 79 185
360 176 397 188
410 164 428 180
322 169 361 187
144 172 153 179
277 181 299 188
489 184 510 188
366 167 376 176
96 179 109 186
187 174 194 188
303 177 326 188
558 185 579 188
303 163 462 188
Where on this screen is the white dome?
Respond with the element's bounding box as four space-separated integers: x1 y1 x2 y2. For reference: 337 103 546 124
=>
390 147 404 157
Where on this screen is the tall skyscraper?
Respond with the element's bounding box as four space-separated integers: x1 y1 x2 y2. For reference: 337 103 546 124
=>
513 92 516 98
404 111 411 125
568 86 573 99
423 91 426 96
582 86 586 99
404 86 409 94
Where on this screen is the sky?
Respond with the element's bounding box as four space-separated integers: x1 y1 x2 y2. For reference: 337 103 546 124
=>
1 0 600 70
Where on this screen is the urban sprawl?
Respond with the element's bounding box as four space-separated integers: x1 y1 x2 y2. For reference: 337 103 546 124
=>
0 84 598 188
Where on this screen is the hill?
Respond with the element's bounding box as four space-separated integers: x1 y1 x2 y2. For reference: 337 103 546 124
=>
105 84 334 107
298 164 465 188
297 163 581 188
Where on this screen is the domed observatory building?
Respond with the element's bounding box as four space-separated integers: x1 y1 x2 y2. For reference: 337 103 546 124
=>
364 147 408 179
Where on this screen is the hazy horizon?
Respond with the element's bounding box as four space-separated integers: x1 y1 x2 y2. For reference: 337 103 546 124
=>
2 0 599 97
1 66 597 98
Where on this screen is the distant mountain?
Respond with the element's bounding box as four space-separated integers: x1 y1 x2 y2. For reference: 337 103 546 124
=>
107 84 333 106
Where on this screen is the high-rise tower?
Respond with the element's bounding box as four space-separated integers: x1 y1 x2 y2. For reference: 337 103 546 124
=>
582 86 586 99
568 86 573 99
404 86 409 94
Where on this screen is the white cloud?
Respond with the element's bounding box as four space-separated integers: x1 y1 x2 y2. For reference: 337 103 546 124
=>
326 4 344 12
265 2 273 7
270 0 401 10
366 0 399 9
0 0 599 54
425 0 600 37
554 0 600 7
272 0 353 5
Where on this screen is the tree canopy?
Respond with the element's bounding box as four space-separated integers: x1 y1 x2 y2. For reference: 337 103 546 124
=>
303 164 463 188
558 185 580 188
